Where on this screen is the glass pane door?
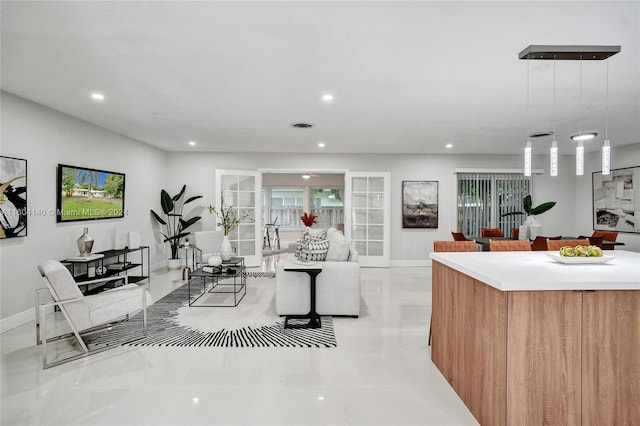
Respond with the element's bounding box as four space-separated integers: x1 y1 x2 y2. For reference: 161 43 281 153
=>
215 170 262 267
345 172 390 267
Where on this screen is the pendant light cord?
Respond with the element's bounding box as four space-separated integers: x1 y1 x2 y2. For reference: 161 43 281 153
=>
579 55 583 135
553 56 557 136
605 57 609 139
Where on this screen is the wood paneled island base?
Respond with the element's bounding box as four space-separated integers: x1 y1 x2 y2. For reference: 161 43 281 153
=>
430 252 640 425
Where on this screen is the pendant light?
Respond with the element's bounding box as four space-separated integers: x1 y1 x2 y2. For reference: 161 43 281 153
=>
602 58 611 175
576 56 585 176
518 45 620 177
524 58 532 177
550 56 558 176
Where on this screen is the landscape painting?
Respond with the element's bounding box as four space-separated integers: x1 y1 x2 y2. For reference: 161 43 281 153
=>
57 164 125 222
402 180 438 229
0 156 28 238
592 166 639 234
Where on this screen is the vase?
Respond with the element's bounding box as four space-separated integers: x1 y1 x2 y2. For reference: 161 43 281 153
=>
220 236 233 261
77 227 94 257
528 216 542 240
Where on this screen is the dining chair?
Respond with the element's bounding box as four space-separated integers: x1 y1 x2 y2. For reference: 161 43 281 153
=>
530 235 561 251
546 239 590 251
36 260 152 369
434 240 478 252
481 227 504 237
530 236 548 251
450 232 469 241
579 235 605 249
511 228 520 240
488 240 531 251
430 240 478 346
592 230 618 250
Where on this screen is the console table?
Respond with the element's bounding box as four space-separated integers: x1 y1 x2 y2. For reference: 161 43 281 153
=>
283 263 323 329
62 246 150 294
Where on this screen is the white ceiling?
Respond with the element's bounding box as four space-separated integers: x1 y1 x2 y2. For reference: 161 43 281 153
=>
1 1 639 156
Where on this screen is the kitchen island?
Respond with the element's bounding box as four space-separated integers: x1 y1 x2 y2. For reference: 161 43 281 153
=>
429 250 640 425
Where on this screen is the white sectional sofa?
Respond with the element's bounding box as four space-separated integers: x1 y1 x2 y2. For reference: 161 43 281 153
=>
275 228 361 317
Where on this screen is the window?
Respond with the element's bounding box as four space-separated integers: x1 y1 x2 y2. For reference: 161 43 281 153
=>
311 188 344 229
263 188 304 229
457 172 530 238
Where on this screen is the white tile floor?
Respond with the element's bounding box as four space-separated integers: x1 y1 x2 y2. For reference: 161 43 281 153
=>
1 256 478 426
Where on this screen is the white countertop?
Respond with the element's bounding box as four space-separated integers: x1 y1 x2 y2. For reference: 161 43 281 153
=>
429 250 640 291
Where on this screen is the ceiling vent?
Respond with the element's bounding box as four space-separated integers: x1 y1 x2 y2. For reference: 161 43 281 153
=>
290 122 315 129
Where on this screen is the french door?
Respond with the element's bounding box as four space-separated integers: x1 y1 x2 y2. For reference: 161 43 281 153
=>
344 172 391 267
215 170 262 267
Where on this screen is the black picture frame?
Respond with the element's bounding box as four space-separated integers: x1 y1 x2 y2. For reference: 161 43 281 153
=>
402 180 438 229
1 155 28 238
56 164 126 223
592 166 639 234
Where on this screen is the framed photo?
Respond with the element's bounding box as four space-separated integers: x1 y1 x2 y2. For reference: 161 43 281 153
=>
1 156 28 238
402 180 438 229
592 166 639 234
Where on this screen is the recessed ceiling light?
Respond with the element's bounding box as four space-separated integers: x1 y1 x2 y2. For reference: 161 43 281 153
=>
318 142 325 148
445 144 453 149
322 94 333 101
302 174 311 179
570 132 597 141
188 141 196 146
91 93 105 101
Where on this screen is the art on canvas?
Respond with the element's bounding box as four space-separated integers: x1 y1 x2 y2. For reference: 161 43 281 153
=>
0 156 28 238
402 181 438 229
592 166 639 234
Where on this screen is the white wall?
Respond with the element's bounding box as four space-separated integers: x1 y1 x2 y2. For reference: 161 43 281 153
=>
165 151 579 263
0 92 167 329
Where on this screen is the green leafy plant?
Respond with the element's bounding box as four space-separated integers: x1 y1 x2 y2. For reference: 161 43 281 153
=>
207 192 251 236
501 194 556 218
150 185 202 259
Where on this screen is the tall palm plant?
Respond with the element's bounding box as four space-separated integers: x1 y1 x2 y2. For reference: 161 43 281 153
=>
150 185 202 259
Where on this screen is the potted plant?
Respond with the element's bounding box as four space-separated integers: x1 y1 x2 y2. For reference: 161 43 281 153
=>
151 185 202 269
207 192 251 260
501 194 556 240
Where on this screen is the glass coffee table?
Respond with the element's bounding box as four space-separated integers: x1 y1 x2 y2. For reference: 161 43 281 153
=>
188 257 246 307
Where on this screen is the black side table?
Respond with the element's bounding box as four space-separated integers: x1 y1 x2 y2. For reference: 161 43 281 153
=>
283 264 323 329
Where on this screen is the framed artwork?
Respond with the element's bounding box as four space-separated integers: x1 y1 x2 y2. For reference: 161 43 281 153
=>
1 156 28 238
402 180 438 229
592 166 639 234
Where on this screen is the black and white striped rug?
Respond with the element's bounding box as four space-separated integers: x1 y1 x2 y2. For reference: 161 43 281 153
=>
91 277 336 349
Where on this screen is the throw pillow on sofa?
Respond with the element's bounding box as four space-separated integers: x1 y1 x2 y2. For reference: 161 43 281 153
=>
326 228 351 261
297 239 330 262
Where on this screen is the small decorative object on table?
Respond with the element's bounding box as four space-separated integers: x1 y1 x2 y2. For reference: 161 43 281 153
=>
208 253 222 267
501 195 556 240
208 192 251 261
76 227 94 257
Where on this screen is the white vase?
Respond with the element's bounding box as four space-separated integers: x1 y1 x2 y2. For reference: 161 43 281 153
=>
220 235 233 261
528 216 542 240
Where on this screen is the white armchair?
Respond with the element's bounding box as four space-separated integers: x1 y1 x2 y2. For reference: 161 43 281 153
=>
36 260 152 369
193 230 224 266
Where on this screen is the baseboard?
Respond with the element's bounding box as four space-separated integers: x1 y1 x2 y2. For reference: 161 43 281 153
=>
0 307 35 334
390 259 432 267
